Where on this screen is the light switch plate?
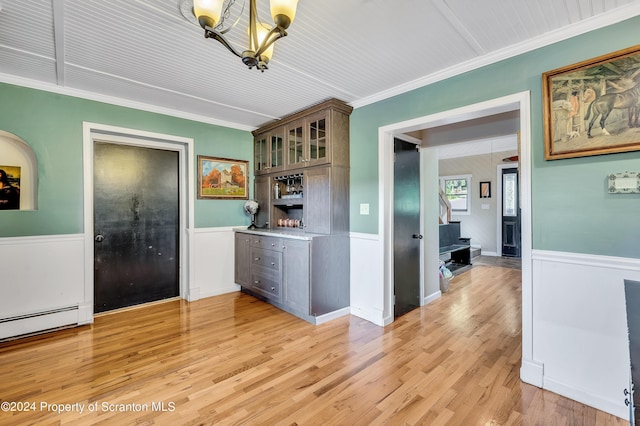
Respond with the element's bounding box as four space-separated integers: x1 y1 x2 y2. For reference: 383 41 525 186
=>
360 203 370 215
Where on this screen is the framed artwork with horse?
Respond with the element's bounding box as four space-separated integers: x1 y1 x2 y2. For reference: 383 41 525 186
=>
543 44 640 160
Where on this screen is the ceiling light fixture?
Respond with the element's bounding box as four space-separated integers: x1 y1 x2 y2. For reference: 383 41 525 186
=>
191 0 299 72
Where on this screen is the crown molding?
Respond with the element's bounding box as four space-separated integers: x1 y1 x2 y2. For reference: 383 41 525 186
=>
351 3 640 109
0 73 256 132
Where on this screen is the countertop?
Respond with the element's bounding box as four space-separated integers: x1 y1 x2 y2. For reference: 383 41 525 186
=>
233 227 325 240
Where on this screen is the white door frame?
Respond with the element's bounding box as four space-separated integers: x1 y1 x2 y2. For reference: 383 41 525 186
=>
80 122 195 324
378 91 541 386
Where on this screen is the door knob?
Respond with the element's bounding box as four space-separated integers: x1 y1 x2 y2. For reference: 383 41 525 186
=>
95 234 105 243
412 234 423 239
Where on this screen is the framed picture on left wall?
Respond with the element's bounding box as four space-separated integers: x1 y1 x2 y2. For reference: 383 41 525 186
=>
197 156 249 200
0 165 20 210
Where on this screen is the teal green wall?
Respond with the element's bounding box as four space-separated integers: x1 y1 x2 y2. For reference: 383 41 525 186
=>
0 83 252 237
350 16 640 258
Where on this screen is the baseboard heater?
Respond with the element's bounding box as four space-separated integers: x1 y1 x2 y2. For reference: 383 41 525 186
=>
0 305 79 341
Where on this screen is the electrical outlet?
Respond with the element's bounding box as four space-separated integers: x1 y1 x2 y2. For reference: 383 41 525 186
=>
360 203 370 215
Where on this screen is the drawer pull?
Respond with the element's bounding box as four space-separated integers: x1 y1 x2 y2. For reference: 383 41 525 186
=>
270 287 276 291
271 243 276 247
254 280 260 284
271 262 275 266
254 257 260 261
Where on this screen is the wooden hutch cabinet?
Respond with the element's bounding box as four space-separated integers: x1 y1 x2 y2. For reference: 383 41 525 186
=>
235 98 352 324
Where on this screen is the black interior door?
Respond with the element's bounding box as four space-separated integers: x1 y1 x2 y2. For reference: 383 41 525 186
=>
394 138 421 317
501 167 521 258
93 142 180 313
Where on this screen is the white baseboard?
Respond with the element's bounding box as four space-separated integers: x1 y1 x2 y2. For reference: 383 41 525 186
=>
78 302 93 325
424 290 441 305
520 358 543 387
198 285 240 300
314 307 350 325
186 287 200 302
350 306 385 327
544 376 628 420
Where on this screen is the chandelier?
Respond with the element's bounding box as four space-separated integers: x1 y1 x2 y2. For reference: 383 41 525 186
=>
191 0 299 72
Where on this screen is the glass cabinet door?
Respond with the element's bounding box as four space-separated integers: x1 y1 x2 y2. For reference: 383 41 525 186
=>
254 135 268 174
287 122 304 167
270 131 284 171
308 114 328 165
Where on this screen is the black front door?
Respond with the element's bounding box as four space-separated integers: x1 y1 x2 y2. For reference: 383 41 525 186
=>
394 138 421 317
501 167 521 258
93 142 180 313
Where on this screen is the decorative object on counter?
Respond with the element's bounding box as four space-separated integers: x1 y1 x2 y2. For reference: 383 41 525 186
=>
197 156 249 199
243 199 259 229
277 217 303 228
183 0 300 72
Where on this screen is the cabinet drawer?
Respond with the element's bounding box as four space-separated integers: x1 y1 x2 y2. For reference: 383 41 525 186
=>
251 248 282 271
251 267 281 302
251 235 283 252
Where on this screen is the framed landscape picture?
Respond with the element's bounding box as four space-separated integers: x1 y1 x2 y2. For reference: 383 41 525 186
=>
197 156 249 200
542 45 640 160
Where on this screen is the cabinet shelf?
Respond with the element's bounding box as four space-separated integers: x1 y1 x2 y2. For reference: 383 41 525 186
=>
272 198 304 207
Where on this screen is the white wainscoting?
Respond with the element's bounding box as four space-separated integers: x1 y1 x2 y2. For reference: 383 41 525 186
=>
532 249 640 419
0 234 87 339
192 227 240 300
349 232 385 326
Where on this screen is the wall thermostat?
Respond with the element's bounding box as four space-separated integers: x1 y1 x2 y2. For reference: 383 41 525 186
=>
608 172 640 194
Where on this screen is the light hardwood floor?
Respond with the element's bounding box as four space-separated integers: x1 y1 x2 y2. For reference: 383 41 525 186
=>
0 265 628 425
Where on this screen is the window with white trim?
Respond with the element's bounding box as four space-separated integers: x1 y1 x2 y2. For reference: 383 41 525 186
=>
440 174 471 215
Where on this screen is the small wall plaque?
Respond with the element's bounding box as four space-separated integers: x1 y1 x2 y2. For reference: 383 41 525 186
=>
608 172 640 194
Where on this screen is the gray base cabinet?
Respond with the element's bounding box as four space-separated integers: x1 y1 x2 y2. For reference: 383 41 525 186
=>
282 238 310 315
234 230 349 323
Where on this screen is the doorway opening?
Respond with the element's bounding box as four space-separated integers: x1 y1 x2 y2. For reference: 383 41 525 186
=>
378 91 536 384
82 123 195 319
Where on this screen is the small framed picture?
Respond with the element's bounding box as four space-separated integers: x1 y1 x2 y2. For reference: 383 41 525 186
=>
197 156 249 200
479 181 491 198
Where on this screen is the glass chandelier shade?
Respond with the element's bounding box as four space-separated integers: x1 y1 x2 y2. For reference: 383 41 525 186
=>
192 0 299 71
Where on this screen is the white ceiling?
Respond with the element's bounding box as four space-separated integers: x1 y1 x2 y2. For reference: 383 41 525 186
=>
1 0 639 131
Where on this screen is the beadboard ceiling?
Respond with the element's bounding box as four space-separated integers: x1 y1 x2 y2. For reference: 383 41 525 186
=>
1 1 639 131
